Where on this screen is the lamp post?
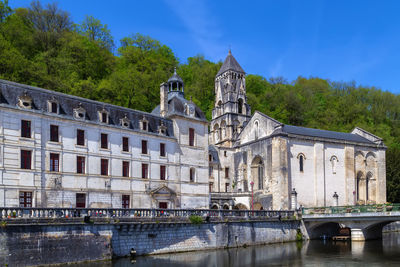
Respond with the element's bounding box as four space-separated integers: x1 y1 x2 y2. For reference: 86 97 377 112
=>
291 188 298 210
333 192 339 207
250 181 254 210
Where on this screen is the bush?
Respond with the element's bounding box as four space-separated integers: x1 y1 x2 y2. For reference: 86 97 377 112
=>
189 215 203 224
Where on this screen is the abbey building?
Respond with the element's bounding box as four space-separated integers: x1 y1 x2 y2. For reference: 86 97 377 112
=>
0 51 386 210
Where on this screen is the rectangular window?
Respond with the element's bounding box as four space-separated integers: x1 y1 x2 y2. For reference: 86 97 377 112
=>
189 128 195 146
142 163 148 179
225 167 229 178
160 165 166 180
209 154 212 161
141 140 148 154
101 158 108 176
51 102 58 113
21 150 31 169
101 133 108 149
225 183 230 193
77 129 85 146
122 195 130 209
209 182 213 193
122 137 129 152
50 125 59 142
101 113 107 123
160 143 166 157
77 156 85 174
159 202 168 209
50 153 59 172
122 161 129 177
142 121 147 131
21 120 31 138
76 193 86 208
19 191 32 207
190 168 195 182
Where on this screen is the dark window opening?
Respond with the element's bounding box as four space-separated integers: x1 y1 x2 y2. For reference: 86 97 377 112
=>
160 165 166 180
225 183 230 192
50 125 59 142
142 163 148 178
142 121 147 131
189 128 195 146
122 137 129 152
101 133 108 149
142 140 148 154
101 112 107 123
77 129 85 146
209 182 213 193
190 168 195 182
21 150 32 169
101 158 108 176
77 156 85 174
21 120 31 138
122 161 129 177
76 193 86 208
51 102 58 113
299 155 304 172
225 167 229 178
160 143 166 157
122 195 130 209
159 202 167 209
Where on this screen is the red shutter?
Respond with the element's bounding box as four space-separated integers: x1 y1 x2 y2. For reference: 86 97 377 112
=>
77 156 85 174
122 137 129 152
50 153 59 172
21 150 32 169
21 120 31 138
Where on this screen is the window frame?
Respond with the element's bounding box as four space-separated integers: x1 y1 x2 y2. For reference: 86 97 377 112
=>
189 128 195 146
50 153 60 172
21 120 31 138
100 133 108 149
142 163 148 179
122 137 129 152
160 165 166 180
160 143 166 157
19 191 33 207
76 156 85 174
76 129 85 146
141 140 148 154
21 150 32 169
122 161 130 177
101 158 109 176
50 124 59 142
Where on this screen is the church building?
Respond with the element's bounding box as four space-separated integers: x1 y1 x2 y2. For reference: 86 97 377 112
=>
209 51 386 210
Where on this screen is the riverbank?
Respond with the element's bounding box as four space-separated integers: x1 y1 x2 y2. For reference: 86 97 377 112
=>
0 217 300 266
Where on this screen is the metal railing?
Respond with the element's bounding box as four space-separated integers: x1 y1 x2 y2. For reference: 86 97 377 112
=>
302 204 400 215
0 207 295 220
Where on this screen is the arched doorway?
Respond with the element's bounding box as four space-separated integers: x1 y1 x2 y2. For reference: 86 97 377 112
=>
251 156 264 190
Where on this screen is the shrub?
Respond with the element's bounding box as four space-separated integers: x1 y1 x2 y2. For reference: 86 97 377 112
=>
189 215 203 224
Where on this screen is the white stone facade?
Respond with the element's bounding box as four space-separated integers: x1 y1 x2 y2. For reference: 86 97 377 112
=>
209 52 386 210
0 74 209 209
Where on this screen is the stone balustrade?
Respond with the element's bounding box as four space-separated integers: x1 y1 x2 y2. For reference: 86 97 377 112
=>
0 207 294 219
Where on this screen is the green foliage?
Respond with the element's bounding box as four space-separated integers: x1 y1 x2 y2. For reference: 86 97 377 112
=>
296 229 303 241
1 0 400 202
189 215 203 224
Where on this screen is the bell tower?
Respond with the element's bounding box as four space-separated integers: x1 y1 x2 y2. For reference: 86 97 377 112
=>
210 50 251 147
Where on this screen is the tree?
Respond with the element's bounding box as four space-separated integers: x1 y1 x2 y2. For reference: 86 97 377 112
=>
0 0 11 22
77 15 114 52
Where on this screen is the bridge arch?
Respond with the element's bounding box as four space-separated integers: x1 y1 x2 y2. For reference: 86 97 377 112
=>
305 222 344 239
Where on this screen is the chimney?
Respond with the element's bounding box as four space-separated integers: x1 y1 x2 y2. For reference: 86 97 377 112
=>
160 82 168 117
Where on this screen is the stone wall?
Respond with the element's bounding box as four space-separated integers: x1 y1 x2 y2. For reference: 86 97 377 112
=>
0 219 299 265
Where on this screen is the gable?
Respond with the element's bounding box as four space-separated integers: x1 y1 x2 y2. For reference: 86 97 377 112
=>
351 127 384 145
238 111 282 145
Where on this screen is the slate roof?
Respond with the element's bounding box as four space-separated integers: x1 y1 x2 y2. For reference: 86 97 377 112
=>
216 50 245 76
0 79 175 137
152 92 207 121
281 125 374 144
167 68 184 83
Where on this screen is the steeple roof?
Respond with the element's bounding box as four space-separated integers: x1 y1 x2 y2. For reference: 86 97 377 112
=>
216 50 245 76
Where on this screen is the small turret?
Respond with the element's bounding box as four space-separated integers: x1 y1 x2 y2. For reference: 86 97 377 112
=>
167 67 184 98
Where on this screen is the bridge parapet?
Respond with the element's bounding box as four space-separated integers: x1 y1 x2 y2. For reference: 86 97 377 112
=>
302 204 399 215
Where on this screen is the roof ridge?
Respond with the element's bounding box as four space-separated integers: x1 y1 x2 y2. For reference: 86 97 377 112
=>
216 51 245 76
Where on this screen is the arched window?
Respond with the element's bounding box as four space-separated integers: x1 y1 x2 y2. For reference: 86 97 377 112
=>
254 121 259 140
330 156 338 174
221 120 226 139
297 153 305 172
238 98 243 114
217 101 222 116
258 164 264 190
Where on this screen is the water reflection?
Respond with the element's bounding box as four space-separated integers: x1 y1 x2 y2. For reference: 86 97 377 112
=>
68 232 400 266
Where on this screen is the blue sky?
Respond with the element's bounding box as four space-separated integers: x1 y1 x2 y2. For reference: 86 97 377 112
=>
10 0 400 94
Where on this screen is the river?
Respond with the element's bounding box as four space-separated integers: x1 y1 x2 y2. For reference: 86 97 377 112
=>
72 232 400 266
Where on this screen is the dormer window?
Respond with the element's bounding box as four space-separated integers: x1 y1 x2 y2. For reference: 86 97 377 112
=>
47 99 59 114
120 115 130 128
98 109 109 124
73 104 86 120
18 93 32 109
158 122 167 135
140 117 148 131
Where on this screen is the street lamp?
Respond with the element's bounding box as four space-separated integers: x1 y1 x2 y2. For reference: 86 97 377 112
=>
250 181 254 210
333 192 339 207
291 188 298 210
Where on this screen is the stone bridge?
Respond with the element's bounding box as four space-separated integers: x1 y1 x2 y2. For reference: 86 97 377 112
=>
302 206 400 241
